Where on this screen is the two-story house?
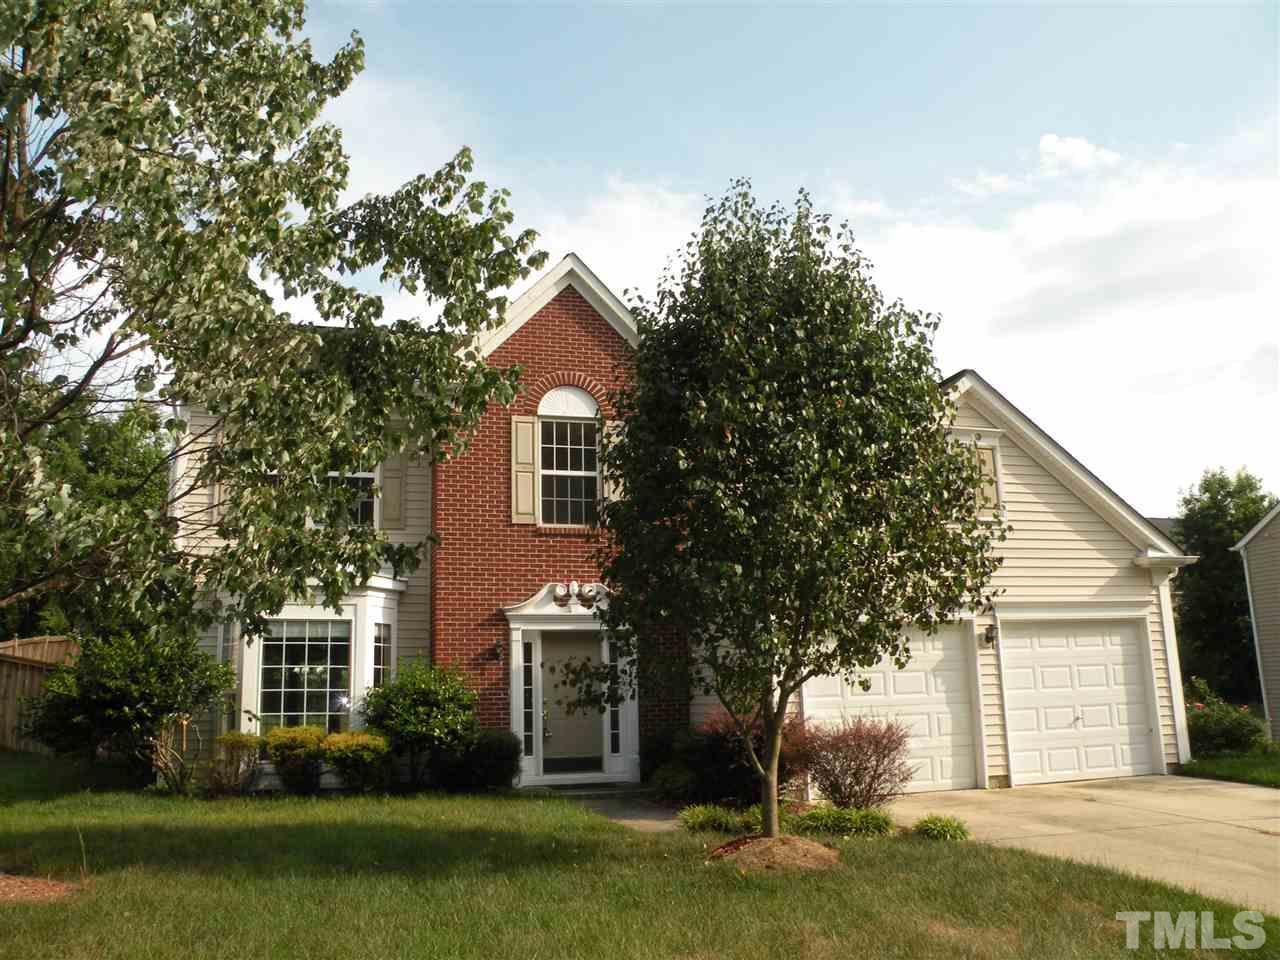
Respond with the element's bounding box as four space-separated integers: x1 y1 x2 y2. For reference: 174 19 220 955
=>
176 253 1196 791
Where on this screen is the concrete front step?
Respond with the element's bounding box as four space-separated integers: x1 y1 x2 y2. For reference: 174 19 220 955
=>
536 783 655 801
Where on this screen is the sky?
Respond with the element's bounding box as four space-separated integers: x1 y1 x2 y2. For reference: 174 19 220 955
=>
300 1 1277 517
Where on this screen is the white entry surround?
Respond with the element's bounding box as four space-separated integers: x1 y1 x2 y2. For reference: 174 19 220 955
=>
503 582 641 787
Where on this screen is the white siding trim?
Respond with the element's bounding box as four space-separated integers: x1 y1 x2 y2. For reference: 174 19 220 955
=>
968 619 989 788
993 609 1015 787
1233 500 1280 551
1157 577 1192 762
1137 612 1170 775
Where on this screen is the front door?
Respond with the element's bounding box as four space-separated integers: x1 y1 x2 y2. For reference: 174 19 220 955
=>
540 631 604 774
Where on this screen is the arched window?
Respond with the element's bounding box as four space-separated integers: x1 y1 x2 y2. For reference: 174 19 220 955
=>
537 387 599 525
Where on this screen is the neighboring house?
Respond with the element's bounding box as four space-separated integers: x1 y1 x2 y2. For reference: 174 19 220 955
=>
1233 502 1280 740
173 253 1196 791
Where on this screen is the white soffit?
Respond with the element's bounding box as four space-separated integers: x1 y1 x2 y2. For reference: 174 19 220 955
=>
476 253 638 359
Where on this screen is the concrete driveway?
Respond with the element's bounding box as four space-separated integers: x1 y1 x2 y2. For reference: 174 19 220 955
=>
891 776 1280 915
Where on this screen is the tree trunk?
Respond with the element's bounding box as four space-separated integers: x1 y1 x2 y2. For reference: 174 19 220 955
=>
759 715 785 837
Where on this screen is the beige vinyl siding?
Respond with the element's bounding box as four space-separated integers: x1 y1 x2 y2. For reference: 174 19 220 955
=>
171 409 435 703
1243 514 1280 740
172 407 228 556
387 457 433 663
955 396 1179 769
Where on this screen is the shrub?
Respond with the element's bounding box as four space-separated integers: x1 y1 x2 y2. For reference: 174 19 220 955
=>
790 715 913 808
650 713 805 808
678 803 762 834
23 632 233 784
359 663 479 786
432 728 522 792
265 725 326 794
913 815 969 841
650 761 699 805
323 732 391 793
791 805 893 838
1185 677 1267 756
204 731 263 796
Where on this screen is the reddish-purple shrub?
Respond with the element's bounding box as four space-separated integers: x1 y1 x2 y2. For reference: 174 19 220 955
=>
791 715 914 808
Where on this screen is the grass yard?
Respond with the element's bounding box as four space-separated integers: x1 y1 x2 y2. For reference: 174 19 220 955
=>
1 751 1275 960
1183 750 1280 788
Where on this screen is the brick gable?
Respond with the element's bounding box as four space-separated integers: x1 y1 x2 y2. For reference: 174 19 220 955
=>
430 284 685 738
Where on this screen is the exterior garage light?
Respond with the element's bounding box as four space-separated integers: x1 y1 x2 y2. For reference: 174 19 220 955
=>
983 625 999 646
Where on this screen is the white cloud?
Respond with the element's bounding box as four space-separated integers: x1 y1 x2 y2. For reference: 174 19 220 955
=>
858 136 1279 515
948 171 1030 198
306 83 1278 513
519 177 702 301
1038 133 1122 175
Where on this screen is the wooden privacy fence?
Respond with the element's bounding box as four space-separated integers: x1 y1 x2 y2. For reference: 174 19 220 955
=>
0 636 78 753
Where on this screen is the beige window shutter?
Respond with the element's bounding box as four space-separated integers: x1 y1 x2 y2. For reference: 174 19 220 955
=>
380 453 406 530
511 415 537 524
601 420 623 502
975 447 999 509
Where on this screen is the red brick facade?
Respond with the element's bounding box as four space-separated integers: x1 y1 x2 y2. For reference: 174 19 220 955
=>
430 284 687 743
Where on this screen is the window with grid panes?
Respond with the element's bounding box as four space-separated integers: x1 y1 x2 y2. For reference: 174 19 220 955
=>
372 622 393 688
540 419 598 525
258 620 351 734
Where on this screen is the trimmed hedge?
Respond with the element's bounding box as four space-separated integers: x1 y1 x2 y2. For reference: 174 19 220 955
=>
264 725 326 795
323 732 391 792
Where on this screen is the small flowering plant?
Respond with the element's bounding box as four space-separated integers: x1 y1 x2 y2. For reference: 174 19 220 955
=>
1184 677 1266 756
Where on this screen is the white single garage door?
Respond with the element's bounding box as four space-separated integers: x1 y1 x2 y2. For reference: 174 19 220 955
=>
802 625 977 792
1002 620 1157 784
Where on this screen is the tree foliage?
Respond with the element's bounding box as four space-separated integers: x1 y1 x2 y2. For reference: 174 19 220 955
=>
1 1 545 639
570 182 1006 836
1174 468 1276 702
24 631 234 776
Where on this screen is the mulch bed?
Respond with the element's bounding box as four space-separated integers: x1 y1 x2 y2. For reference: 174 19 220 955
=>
0 873 79 904
706 835 840 872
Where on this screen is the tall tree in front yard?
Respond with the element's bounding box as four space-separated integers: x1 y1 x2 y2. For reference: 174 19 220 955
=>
577 183 1007 837
1174 468 1276 703
1 1 545 639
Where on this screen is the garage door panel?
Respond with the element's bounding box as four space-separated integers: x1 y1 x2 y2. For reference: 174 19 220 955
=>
1003 620 1157 785
804 626 976 793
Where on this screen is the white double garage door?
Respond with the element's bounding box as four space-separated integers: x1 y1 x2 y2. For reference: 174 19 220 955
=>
802 620 1157 792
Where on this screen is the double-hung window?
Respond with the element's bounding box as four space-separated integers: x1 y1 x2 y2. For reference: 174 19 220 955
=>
540 419 598 525
537 386 600 526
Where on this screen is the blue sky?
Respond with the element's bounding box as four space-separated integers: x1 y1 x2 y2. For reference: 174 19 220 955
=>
302 1 1278 516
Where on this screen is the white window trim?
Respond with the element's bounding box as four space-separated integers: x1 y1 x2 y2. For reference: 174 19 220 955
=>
535 416 601 529
237 586 402 735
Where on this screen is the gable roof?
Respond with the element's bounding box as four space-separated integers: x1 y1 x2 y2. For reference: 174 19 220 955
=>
476 253 638 359
944 369 1188 559
1234 500 1280 552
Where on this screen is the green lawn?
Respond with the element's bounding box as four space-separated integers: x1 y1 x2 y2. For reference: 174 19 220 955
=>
1183 750 1280 788
1 751 1274 960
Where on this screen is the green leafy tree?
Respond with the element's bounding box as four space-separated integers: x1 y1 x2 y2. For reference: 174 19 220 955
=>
0 401 168 641
570 183 1007 836
1 2 545 639
24 631 234 779
1174 468 1276 702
